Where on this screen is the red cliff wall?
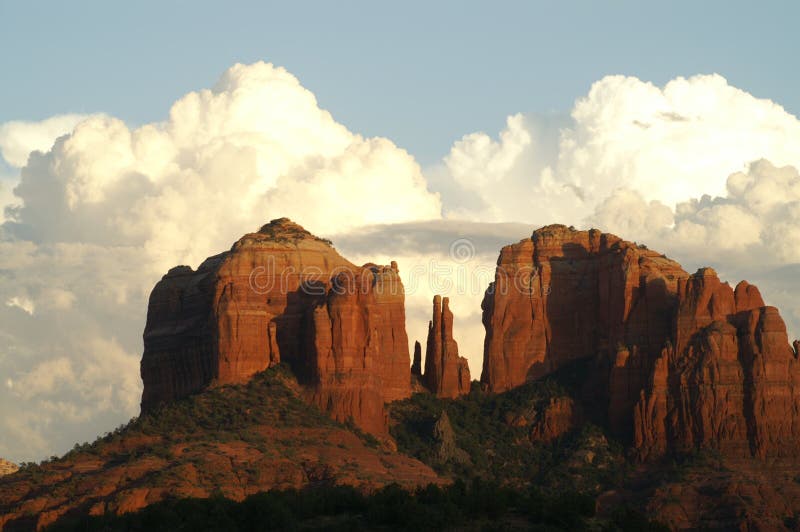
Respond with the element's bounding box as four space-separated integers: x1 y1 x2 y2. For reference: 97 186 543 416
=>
481 224 800 460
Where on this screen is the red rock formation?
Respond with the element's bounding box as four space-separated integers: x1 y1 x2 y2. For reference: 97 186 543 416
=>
423 296 471 398
530 397 583 443
456 357 471 396
481 225 685 393
481 224 800 460
411 341 422 377
141 218 410 435
634 273 800 460
308 264 410 434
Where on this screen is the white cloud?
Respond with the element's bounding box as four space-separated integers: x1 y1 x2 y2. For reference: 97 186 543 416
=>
0 114 92 168
0 61 442 463
434 74 800 225
586 160 800 340
559 74 800 208
6 65 800 464
432 74 800 345
589 160 800 267
446 114 532 191
431 112 570 223
0 114 94 225
591 189 674 243
0 176 16 223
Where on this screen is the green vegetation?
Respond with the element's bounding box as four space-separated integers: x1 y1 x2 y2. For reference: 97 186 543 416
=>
131 364 336 438
47 479 667 532
13 365 378 495
14 362 672 530
46 364 358 454
390 361 626 493
256 218 333 245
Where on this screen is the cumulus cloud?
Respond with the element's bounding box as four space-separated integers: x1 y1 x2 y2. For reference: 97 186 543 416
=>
434 74 800 225
586 160 800 341
429 112 570 222
5 63 440 263
589 160 800 266
6 65 800 464
0 61 442 463
559 75 800 207
430 73 800 342
0 114 95 224
0 176 16 223
0 114 91 168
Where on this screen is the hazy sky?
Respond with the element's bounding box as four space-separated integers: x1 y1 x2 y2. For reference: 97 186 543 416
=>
2 1 800 463
2 1 798 164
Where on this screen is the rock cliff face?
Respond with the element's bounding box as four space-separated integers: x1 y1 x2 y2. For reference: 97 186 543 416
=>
529 397 583 443
141 218 410 434
481 224 800 460
634 269 800 460
422 296 471 398
307 263 410 434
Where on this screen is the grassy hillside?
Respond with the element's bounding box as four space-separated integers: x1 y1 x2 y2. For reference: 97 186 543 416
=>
0 366 439 531
390 362 627 494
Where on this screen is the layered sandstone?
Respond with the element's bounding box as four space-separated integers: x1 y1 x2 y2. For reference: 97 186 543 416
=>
481 224 800 460
422 296 471 398
141 218 410 434
634 269 800 460
307 263 410 434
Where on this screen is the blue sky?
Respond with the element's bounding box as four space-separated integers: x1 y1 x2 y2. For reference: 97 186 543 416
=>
1 1 798 164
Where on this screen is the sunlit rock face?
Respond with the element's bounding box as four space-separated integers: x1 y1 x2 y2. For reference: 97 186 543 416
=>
481 224 800 460
141 218 410 434
422 295 471 398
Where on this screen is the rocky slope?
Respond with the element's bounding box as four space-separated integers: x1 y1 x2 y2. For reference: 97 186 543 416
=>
422 296 471 398
481 224 800 462
141 218 410 435
0 368 440 531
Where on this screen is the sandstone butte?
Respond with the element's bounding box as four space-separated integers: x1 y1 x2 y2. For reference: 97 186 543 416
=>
481 224 800 460
141 218 411 435
422 295 471 398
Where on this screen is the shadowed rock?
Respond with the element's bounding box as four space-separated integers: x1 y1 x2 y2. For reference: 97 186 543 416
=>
481 224 800 460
